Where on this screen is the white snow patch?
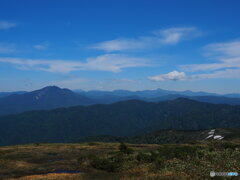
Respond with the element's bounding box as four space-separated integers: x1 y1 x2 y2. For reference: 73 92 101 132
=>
206 135 214 139
213 135 223 140
205 130 224 140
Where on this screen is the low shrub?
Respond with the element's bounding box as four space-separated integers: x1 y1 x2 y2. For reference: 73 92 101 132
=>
154 156 165 169
136 152 153 163
90 154 124 172
157 145 199 160
87 142 99 146
34 143 40 146
118 142 134 154
217 142 240 150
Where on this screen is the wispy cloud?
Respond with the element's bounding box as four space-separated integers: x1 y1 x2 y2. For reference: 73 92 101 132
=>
149 70 187 81
0 43 16 54
105 78 137 83
83 54 151 72
192 68 240 79
0 47 15 54
156 27 201 45
204 40 240 57
164 40 240 80
91 27 200 52
149 68 240 82
182 40 240 72
91 38 149 52
33 42 49 50
0 54 151 73
0 21 17 30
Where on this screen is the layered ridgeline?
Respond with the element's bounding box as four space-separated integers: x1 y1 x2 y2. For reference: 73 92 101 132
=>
0 91 27 98
76 88 240 105
75 88 240 100
0 98 240 145
2 86 240 116
0 86 95 116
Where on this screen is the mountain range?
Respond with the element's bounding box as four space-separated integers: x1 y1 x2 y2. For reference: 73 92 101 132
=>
0 86 95 116
1 86 240 116
0 98 240 145
0 91 27 98
74 88 240 98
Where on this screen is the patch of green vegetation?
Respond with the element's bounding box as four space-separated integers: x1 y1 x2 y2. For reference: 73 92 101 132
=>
118 142 134 154
156 145 201 160
211 141 240 150
90 153 124 172
87 142 100 146
0 141 239 179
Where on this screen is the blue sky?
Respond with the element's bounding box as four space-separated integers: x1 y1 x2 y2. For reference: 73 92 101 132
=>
0 0 240 93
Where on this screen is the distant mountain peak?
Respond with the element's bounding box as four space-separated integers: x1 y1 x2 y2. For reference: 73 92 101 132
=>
0 85 95 115
33 86 74 95
40 86 62 91
31 86 64 97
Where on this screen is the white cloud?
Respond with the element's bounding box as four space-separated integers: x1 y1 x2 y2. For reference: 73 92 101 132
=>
91 27 200 52
149 71 187 81
0 58 81 73
176 40 240 80
0 21 17 30
203 41 240 57
148 68 240 82
156 27 200 45
91 38 148 52
181 61 237 72
192 68 240 79
83 54 150 72
33 43 49 50
0 46 15 54
181 40 240 72
0 54 151 73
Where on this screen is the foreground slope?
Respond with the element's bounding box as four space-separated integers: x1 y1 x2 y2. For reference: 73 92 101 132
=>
0 98 240 145
0 141 239 180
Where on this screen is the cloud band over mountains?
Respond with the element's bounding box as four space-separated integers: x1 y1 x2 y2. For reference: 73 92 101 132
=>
150 40 240 81
0 54 151 73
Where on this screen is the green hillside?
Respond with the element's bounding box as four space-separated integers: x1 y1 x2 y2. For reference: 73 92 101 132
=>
0 98 240 146
77 128 240 144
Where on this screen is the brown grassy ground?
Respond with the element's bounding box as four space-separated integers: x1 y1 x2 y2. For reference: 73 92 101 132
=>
0 142 239 180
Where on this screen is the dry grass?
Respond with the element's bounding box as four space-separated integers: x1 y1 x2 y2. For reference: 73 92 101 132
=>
0 143 159 180
0 142 239 180
6 173 83 180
